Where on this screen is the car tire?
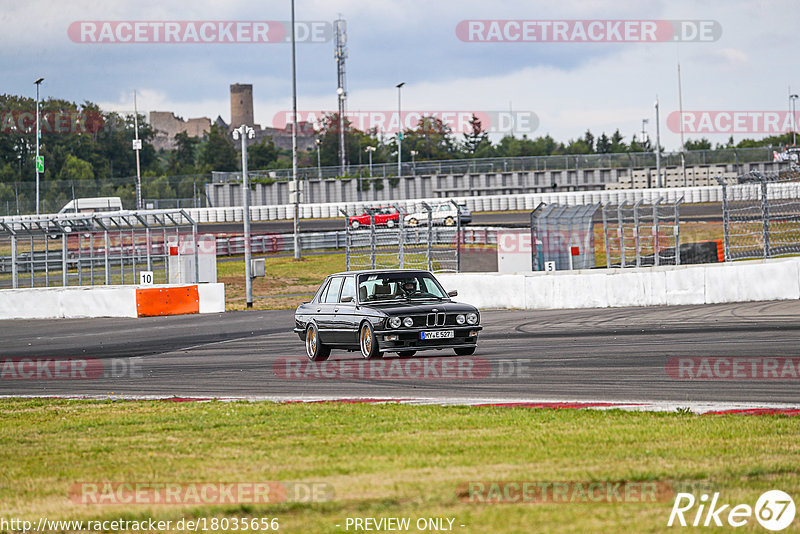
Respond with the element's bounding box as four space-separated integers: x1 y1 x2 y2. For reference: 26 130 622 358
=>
386 219 395 228
359 322 381 359
350 220 360 230
408 218 418 226
397 350 416 358
305 323 330 361
454 347 476 356
444 216 455 226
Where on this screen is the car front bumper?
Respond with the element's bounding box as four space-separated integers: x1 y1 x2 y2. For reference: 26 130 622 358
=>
375 325 482 353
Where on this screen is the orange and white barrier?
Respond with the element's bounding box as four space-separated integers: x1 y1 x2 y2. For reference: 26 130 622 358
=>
0 284 225 320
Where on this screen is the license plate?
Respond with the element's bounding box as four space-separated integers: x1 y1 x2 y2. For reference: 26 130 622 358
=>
421 330 454 340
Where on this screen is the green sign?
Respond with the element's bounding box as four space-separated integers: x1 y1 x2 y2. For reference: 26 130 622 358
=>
398 132 404 140
35 156 44 173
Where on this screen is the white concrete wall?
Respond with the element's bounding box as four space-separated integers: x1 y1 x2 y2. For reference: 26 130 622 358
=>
0 285 138 320
198 283 226 314
437 258 800 310
0 283 225 320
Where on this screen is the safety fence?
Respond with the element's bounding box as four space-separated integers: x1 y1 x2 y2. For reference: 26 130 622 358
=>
212 226 498 259
0 174 209 217
0 210 199 289
602 198 683 268
0 149 774 217
341 202 468 273
530 203 600 271
0 182 765 229
717 166 800 261
210 146 774 182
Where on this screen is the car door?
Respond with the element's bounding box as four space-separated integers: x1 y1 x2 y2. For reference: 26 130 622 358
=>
316 276 343 344
331 275 358 345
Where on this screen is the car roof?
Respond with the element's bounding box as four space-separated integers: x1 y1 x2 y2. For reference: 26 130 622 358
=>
326 269 433 277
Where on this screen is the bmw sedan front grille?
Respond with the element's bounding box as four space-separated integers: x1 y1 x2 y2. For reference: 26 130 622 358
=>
426 313 446 327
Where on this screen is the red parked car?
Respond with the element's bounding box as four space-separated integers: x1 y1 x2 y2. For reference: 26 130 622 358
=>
347 207 399 229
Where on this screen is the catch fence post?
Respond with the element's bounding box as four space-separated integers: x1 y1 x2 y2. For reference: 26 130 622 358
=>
761 176 770 258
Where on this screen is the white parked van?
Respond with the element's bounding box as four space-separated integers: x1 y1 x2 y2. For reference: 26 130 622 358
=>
58 197 123 214
48 197 124 237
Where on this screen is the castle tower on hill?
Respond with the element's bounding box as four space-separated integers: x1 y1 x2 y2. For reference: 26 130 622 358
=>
230 83 254 128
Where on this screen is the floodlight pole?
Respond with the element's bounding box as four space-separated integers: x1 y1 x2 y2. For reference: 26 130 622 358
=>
396 82 405 177
133 90 142 209
364 145 376 202
790 91 798 146
654 97 662 188
234 125 255 308
677 63 687 187
34 77 44 215
291 0 301 259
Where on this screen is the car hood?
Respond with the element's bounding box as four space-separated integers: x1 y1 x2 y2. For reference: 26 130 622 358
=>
359 300 477 315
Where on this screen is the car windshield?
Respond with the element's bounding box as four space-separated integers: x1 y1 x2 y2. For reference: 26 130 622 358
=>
357 272 448 302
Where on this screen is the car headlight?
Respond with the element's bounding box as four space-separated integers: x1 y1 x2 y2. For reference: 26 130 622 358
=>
403 317 414 328
388 317 402 329
455 314 466 325
466 312 478 324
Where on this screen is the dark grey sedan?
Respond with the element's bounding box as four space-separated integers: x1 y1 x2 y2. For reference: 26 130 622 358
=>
294 269 482 361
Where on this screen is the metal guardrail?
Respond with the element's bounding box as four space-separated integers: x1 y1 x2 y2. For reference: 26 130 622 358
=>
211 146 776 182
602 198 683 268
0 209 198 288
0 226 503 275
212 226 500 258
717 165 800 261
0 147 778 216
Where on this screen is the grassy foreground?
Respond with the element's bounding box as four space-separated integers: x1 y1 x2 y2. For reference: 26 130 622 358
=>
1 399 799 533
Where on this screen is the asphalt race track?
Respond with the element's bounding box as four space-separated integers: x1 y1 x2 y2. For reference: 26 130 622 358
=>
2 299 800 407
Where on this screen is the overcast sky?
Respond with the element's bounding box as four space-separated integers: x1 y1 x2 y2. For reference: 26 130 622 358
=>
2 0 798 151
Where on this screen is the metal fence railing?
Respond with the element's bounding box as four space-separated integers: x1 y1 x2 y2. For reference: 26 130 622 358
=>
602 198 683 268
211 146 776 182
0 175 210 216
530 203 600 271
0 210 199 289
341 202 467 273
0 147 781 216
717 165 800 261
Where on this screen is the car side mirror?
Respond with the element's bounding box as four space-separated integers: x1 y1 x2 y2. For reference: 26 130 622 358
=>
341 296 354 303
447 290 458 297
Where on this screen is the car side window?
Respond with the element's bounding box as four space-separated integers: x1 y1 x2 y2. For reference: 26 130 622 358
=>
314 279 331 303
340 277 356 303
323 277 344 303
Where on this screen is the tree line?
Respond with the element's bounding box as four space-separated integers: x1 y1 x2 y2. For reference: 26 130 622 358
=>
0 93 794 211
